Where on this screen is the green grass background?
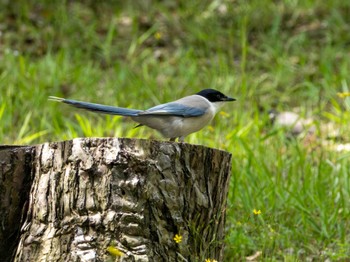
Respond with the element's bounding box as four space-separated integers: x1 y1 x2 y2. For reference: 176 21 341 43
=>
1 0 350 260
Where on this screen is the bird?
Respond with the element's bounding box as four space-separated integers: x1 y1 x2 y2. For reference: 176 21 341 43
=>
49 89 236 142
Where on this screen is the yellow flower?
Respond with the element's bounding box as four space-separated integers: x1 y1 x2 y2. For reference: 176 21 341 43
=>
207 125 215 132
154 32 162 40
253 209 262 215
173 234 182 243
107 246 124 257
219 111 230 117
205 259 218 262
337 92 350 98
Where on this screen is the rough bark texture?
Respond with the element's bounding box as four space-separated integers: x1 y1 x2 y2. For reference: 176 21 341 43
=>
0 146 34 262
1 138 232 262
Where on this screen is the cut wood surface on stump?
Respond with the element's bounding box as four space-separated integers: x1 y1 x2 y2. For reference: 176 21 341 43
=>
0 138 232 261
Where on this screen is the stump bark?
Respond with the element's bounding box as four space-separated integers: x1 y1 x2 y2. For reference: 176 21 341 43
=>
0 138 232 261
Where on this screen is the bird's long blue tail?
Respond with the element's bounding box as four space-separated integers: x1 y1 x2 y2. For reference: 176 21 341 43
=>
49 96 141 116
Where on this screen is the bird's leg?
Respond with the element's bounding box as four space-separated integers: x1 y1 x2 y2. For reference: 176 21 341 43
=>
178 137 185 143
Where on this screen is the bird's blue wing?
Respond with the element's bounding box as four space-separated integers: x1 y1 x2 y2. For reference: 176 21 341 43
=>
138 102 206 117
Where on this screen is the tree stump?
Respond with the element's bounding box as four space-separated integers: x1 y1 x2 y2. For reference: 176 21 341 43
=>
0 138 232 261
0 146 34 262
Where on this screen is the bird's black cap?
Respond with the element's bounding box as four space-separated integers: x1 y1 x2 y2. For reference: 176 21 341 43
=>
196 89 236 102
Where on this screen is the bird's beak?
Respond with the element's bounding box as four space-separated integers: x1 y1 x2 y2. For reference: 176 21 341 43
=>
224 96 236 102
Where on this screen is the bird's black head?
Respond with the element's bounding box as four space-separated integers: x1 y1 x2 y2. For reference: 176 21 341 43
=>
196 89 236 102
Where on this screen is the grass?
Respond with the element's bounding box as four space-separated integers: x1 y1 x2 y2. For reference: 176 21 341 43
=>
1 0 350 260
